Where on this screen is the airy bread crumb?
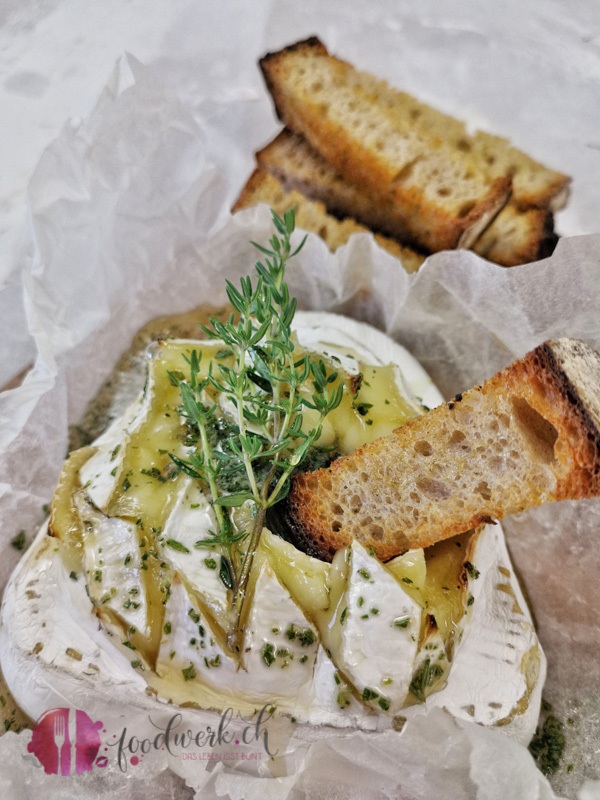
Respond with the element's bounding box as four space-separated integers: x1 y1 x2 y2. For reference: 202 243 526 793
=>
280 339 600 561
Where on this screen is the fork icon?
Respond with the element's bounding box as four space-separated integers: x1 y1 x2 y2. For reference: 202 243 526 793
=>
53 713 67 775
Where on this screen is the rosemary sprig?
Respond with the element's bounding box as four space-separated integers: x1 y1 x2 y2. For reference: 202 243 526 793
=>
169 209 343 656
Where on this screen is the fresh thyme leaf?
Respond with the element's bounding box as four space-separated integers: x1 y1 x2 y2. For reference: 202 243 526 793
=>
212 492 254 507
171 208 343 657
167 452 203 479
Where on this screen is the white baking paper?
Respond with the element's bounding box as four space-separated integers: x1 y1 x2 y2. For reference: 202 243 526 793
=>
2 2 600 798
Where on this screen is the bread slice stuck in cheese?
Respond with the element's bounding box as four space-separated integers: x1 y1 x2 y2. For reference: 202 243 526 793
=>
279 338 600 561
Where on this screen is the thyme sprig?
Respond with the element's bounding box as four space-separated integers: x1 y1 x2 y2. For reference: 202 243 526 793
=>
169 209 343 655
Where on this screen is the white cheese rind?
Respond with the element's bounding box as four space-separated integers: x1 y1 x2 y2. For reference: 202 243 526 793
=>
155 573 239 696
327 541 422 714
76 493 150 637
241 559 319 709
80 369 155 510
157 559 320 715
403 524 546 742
159 480 229 623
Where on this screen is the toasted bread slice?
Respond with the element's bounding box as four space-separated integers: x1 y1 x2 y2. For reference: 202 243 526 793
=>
472 203 556 266
257 128 422 247
257 129 556 267
278 339 600 561
470 131 570 212
232 168 425 273
260 37 511 252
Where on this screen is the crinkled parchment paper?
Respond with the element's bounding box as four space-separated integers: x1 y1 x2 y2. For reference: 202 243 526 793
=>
1 2 600 798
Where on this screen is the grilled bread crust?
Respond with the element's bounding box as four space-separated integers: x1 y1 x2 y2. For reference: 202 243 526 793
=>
280 338 600 561
259 37 512 252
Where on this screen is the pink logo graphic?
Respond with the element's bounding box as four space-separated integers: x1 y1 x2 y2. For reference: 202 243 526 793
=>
27 708 104 775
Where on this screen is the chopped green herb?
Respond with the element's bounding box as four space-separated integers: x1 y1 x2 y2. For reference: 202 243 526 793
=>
164 622 172 634
69 571 78 581
401 576 413 585
10 531 26 551
393 616 410 628
262 643 276 667
182 663 197 681
361 687 379 702
285 624 316 645
204 557 217 570
358 568 371 580
464 561 480 579
529 715 566 775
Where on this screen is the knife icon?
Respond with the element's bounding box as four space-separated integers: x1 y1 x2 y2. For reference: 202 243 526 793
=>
67 709 77 776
